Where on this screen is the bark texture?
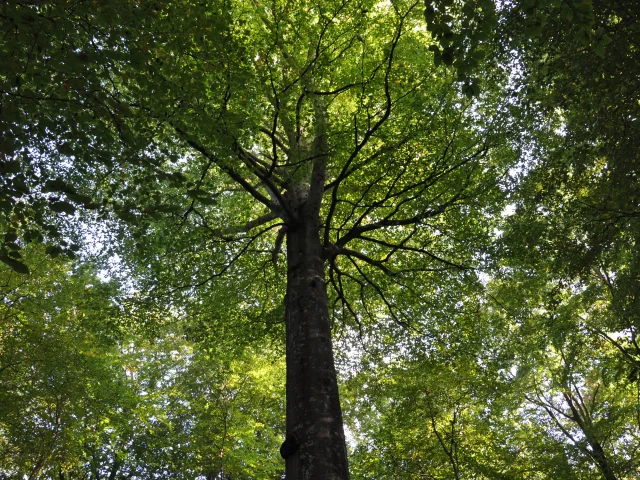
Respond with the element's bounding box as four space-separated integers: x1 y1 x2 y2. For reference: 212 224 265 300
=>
284 213 349 480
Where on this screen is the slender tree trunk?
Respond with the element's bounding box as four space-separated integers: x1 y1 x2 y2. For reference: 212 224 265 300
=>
589 440 618 480
563 392 618 480
284 212 350 480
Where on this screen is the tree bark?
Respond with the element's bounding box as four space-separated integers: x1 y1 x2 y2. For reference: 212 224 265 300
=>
589 440 618 480
563 392 618 480
284 211 350 480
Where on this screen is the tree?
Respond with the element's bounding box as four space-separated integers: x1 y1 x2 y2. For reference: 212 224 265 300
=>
0 246 131 479
478 244 640 480
2 1 515 478
499 0 639 357
493 3 640 476
1 245 286 479
3 1 639 479
476 4 640 476
342 302 521 480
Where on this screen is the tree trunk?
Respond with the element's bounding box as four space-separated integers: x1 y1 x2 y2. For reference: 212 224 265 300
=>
284 212 350 480
584 435 618 480
563 392 618 480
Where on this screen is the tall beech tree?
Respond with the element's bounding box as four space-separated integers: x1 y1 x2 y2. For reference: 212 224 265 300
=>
3 1 638 478
2 1 512 477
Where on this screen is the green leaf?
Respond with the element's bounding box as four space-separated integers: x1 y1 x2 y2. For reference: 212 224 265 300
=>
115 209 137 222
7 250 22 260
67 192 94 205
4 232 18 243
463 84 473 99
433 50 442 66
0 160 21 175
599 34 613 46
441 48 455 66
198 196 217 206
462 3 475 19
5 242 21 252
58 142 75 156
45 245 64 257
470 81 481 97
11 176 30 194
43 178 71 193
424 6 436 23
564 7 574 22
186 188 205 198
0 255 30 274
574 26 592 47
49 201 76 215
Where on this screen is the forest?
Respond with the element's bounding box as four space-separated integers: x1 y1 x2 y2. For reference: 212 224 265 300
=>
1 0 638 478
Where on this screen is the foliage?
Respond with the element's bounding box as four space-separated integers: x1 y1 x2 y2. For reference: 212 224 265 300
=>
0 248 284 479
1 0 638 479
0 247 129 478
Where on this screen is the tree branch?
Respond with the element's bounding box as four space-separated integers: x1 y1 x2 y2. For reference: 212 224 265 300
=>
171 125 277 211
323 4 417 238
168 224 277 293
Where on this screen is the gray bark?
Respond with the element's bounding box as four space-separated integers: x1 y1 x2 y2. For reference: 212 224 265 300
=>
284 212 349 480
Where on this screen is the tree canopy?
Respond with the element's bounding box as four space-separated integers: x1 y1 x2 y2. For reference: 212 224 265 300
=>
1 0 638 479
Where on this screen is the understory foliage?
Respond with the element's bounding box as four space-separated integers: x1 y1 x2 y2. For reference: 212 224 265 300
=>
1 0 638 478
0 248 284 479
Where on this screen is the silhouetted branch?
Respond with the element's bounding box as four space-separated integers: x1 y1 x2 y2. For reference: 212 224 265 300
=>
171 125 276 211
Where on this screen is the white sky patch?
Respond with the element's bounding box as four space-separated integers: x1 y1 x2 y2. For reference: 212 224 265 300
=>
554 124 567 136
477 270 491 286
501 203 516 216
343 423 357 448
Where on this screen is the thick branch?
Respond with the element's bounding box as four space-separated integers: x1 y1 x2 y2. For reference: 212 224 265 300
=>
337 192 466 247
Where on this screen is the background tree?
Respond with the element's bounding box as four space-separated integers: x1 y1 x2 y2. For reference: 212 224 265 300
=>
499 0 639 367
0 246 285 479
0 246 130 479
493 1 640 476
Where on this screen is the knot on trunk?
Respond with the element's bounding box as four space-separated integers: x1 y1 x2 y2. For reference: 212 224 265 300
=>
280 432 299 459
